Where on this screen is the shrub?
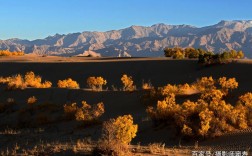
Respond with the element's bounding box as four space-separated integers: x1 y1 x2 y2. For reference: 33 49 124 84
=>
24 71 52 88
142 80 153 90
161 84 179 95
57 78 79 89
112 115 138 144
64 102 78 119
121 74 136 91
95 115 137 155
194 76 215 92
147 76 252 138
64 101 105 123
7 74 26 90
0 50 25 56
0 71 52 89
27 96 37 105
87 76 107 91
218 77 238 95
237 92 252 126
238 92 252 108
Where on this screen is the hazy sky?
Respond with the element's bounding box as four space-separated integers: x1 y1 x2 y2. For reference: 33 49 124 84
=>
0 0 251 40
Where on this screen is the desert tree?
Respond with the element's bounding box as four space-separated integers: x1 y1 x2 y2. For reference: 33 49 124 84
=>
87 76 107 91
102 115 138 145
57 78 79 89
218 77 238 95
121 74 136 91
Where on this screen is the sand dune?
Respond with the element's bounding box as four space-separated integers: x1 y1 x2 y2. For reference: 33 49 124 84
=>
1 57 252 154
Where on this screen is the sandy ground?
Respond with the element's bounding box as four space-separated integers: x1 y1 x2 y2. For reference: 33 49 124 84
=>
0 56 252 155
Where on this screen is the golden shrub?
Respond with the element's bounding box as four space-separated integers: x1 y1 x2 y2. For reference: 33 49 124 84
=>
142 80 153 90
40 81 52 88
64 102 78 119
64 101 105 122
198 109 213 136
200 89 224 102
218 77 238 95
57 78 79 89
0 71 52 89
238 92 252 108
181 124 193 136
103 115 138 145
25 71 42 88
146 76 252 138
181 100 197 117
7 74 26 90
0 50 24 56
92 102 105 118
161 84 179 95
195 76 215 92
27 96 37 105
0 76 11 83
87 76 107 91
121 74 136 91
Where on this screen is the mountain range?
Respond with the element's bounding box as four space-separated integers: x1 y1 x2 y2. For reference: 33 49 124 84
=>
1 20 252 57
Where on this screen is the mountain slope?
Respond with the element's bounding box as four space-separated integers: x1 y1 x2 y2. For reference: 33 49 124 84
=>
1 20 252 57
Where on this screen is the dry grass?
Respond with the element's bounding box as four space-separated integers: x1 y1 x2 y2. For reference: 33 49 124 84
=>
148 143 165 155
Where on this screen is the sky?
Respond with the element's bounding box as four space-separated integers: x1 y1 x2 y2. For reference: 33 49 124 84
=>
0 0 252 40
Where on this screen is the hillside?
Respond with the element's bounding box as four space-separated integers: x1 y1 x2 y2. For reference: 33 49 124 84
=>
1 20 252 57
1 59 252 153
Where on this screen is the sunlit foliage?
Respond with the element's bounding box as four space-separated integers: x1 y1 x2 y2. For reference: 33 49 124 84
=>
87 76 107 91
24 71 52 88
0 71 52 89
147 76 252 138
142 80 153 90
121 74 136 91
57 78 79 89
218 77 238 95
27 96 37 105
102 115 138 145
96 115 136 155
64 101 104 123
0 50 24 56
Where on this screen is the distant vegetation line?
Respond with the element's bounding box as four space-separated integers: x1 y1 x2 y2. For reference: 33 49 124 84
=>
164 47 245 65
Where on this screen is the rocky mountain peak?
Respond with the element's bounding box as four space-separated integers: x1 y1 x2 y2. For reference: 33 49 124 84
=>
1 20 252 57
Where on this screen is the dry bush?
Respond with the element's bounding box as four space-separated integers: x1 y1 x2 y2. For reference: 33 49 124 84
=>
218 77 238 95
24 71 52 88
87 76 107 91
95 139 131 156
147 76 252 138
40 80 52 88
27 96 37 105
194 76 215 92
0 71 52 89
63 103 78 120
7 74 26 90
0 50 24 56
95 115 137 156
121 74 136 91
142 80 153 90
57 78 79 89
0 76 11 83
64 101 104 123
161 84 179 95
237 92 252 126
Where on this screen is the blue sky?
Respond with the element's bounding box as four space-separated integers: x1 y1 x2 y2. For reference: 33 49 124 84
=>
0 0 251 40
